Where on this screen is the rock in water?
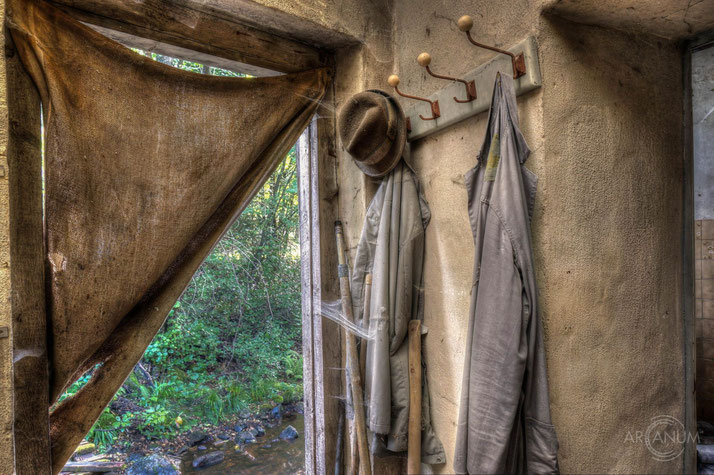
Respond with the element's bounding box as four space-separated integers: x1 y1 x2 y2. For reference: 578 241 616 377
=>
279 425 299 441
126 454 179 475
271 404 282 419
188 431 209 447
236 431 257 444
192 451 225 469
217 433 230 440
253 424 265 437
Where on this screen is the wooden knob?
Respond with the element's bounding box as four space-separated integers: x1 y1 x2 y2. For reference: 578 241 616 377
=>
417 52 431 67
457 15 473 32
387 74 400 87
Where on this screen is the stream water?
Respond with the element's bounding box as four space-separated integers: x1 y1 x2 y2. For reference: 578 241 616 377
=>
180 414 305 474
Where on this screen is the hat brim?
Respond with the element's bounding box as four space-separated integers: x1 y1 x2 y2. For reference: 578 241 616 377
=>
353 89 407 178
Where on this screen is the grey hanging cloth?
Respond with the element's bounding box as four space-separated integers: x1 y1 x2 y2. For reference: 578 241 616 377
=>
349 160 445 465
454 74 559 474
6 0 328 472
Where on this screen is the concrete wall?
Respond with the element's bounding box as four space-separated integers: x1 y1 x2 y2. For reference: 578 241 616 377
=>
693 45 714 425
694 46 714 220
696 219 714 423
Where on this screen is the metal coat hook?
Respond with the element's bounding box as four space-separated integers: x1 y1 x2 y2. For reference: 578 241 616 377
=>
388 74 440 123
417 52 476 103
457 15 526 79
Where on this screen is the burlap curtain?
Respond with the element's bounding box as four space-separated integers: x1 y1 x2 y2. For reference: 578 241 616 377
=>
7 0 328 471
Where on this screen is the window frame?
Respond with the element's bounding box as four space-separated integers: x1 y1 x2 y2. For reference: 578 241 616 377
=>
6 4 339 474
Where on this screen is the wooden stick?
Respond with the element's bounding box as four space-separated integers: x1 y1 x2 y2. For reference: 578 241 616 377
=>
407 320 422 475
334 221 372 475
335 400 345 475
60 461 123 472
346 355 358 475
359 273 372 381
353 272 371 475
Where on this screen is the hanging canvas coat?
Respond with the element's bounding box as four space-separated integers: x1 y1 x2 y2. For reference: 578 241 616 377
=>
349 161 445 465
454 74 559 474
7 0 328 471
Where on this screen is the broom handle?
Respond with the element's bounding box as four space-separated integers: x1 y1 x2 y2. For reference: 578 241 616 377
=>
407 320 422 475
335 221 372 475
353 273 371 475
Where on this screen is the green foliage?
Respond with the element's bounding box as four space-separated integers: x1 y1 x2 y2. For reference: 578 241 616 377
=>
87 409 121 448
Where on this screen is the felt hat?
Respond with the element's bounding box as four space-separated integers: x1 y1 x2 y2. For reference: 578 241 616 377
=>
337 89 406 177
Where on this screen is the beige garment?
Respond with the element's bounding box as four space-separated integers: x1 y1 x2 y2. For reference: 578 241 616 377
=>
454 74 558 474
7 0 329 471
349 160 445 465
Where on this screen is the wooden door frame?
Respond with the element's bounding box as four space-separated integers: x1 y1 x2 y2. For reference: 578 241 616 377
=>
6 2 340 473
297 115 341 475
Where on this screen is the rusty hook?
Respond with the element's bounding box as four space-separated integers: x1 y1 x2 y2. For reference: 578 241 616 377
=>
417 52 476 103
457 15 526 79
388 74 440 122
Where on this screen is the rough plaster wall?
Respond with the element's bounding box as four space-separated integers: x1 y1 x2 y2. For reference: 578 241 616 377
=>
545 0 714 40
385 2 686 474
0 0 13 469
201 0 391 48
389 2 543 473
538 17 684 473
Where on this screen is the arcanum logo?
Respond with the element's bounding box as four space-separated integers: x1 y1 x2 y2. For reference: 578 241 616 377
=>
624 415 697 462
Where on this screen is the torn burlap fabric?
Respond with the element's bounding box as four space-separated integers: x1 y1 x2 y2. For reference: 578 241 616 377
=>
7 0 328 471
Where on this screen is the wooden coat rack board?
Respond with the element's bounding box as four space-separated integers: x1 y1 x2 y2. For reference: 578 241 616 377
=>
395 35 542 142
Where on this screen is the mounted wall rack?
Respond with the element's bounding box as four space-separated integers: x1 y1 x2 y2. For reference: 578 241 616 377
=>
402 35 542 142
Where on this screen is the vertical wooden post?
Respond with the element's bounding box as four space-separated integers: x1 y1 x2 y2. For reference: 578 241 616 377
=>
298 122 317 475
359 274 371 381
6 33 52 474
407 320 422 475
297 83 342 474
334 221 371 475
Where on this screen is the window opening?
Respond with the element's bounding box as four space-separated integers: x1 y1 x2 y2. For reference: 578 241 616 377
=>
57 52 307 474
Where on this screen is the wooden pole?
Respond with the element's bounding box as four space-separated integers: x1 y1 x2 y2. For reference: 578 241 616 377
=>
335 400 344 475
407 320 422 475
346 354 358 475
334 221 372 475
353 272 371 475
60 462 124 472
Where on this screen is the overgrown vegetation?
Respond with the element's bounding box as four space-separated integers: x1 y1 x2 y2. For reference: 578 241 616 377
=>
60 54 304 451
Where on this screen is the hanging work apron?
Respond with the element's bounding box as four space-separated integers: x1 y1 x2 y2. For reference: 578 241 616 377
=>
454 74 559 474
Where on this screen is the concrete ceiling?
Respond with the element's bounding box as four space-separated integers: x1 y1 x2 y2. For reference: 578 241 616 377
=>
545 0 714 40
